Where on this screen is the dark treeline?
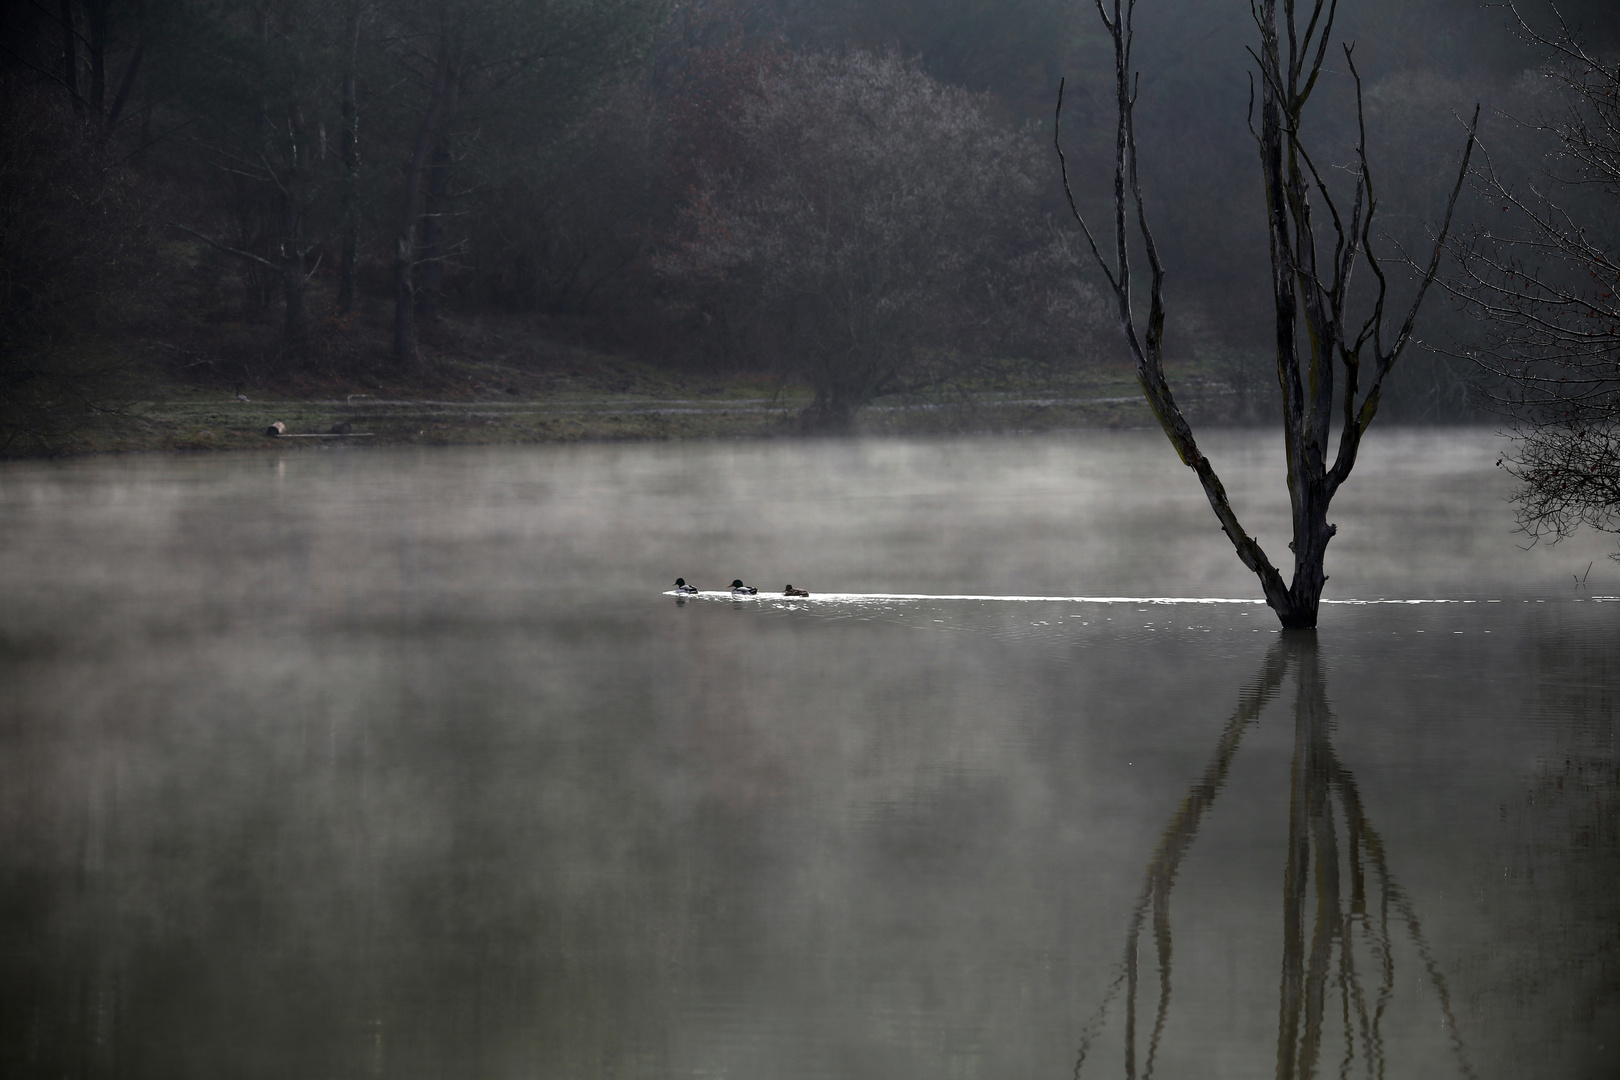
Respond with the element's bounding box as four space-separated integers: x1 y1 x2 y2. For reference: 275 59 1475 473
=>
1 0 1614 448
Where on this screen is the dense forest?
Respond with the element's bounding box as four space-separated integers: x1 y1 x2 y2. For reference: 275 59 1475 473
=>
1 0 1615 451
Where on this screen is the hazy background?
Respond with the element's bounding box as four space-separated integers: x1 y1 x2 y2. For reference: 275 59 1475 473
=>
6 0 1618 433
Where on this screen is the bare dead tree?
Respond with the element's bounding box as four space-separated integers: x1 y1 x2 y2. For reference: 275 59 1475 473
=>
1055 0 1477 628
1443 1 1620 550
164 0 350 360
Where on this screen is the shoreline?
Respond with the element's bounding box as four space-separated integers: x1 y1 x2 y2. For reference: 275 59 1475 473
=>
38 384 1165 458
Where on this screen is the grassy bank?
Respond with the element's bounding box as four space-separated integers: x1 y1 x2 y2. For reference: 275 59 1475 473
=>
38 334 1181 458
19 293 1208 457
72 379 1162 456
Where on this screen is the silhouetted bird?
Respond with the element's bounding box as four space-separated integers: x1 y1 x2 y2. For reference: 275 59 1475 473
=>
783 585 809 597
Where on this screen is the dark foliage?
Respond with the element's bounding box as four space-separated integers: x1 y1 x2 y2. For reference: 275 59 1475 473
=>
0 80 148 454
657 50 1106 429
0 0 1598 443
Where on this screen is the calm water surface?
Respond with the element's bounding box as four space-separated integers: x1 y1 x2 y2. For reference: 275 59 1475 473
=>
1 428 1617 1079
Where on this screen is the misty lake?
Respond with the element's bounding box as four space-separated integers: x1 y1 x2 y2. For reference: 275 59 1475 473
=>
2 428 1618 1079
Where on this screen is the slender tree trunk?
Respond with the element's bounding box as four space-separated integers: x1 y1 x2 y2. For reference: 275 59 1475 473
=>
85 0 106 115
393 34 452 372
1254 2 1303 626
279 186 309 351
267 0 309 360
104 33 143 129
337 1 361 314
1257 0 1336 629
415 73 460 324
58 0 82 112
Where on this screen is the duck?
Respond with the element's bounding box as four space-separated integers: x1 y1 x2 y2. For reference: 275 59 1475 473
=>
673 578 699 594
783 584 809 597
730 579 758 595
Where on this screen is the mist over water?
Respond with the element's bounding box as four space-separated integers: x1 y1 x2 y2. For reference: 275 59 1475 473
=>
2 429 1617 1078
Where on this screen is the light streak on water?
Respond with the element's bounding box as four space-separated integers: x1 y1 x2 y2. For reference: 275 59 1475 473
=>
666 592 1484 605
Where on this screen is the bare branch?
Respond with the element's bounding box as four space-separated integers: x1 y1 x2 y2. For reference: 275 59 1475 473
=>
168 221 278 269
1053 79 1120 295
0 41 90 110
1354 105 1480 428
1063 0 1289 616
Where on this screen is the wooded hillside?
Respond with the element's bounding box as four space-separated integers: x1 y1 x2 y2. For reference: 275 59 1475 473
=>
2 0 1609 452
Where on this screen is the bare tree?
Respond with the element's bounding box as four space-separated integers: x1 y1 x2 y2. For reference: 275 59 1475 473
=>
384 0 669 372
1056 0 1477 628
167 0 348 358
1445 2 1620 550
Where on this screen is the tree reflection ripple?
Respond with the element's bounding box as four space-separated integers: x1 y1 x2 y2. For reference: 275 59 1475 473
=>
1074 634 1476 1080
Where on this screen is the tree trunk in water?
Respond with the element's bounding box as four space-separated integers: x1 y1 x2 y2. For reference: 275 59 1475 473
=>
336 2 361 315
1277 486 1335 629
1056 2 1474 631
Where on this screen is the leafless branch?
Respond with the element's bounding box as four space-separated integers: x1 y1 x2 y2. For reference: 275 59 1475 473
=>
168 221 278 269
1053 79 1120 295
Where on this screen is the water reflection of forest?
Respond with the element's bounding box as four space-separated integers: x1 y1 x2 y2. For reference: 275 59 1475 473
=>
1073 635 1475 1080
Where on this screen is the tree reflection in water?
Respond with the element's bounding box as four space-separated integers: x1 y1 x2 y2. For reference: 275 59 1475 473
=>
1073 634 1477 1080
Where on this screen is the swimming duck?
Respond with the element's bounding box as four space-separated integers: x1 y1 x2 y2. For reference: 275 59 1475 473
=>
783 584 809 597
673 578 699 594
730 579 758 595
